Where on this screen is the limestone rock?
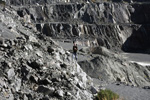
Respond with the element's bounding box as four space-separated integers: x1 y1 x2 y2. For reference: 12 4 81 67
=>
56 89 64 97
7 68 15 79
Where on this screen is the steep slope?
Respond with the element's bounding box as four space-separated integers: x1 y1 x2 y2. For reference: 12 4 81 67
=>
1 0 150 99
0 6 92 100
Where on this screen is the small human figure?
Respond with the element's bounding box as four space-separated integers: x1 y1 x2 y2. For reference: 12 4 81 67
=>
73 41 78 61
0 0 6 11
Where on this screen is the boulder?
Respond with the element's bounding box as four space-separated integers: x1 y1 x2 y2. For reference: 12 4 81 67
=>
91 46 113 56
36 86 55 95
7 68 15 79
56 89 64 97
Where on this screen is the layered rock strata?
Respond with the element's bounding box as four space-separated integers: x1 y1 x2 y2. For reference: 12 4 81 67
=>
10 2 150 52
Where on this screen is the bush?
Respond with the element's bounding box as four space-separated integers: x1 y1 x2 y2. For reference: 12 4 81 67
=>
96 89 119 100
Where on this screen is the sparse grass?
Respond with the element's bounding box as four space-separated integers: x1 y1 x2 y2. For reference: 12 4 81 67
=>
95 89 119 100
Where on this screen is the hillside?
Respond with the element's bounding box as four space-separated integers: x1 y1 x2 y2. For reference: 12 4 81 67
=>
0 0 150 100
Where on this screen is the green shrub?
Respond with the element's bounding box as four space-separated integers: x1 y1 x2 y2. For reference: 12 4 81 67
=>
96 89 119 100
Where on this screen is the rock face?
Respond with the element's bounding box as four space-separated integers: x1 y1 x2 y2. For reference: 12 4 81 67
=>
6 0 150 5
11 2 132 52
78 47 150 87
1 0 150 99
8 1 150 53
7 0 90 5
0 6 92 100
122 3 150 53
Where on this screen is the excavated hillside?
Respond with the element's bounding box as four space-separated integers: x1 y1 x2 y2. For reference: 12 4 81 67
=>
1 0 150 100
7 0 150 53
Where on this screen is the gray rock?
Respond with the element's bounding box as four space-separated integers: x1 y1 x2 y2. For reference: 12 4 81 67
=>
90 86 97 94
77 82 85 89
29 35 38 43
51 71 61 79
7 68 15 79
91 46 113 56
56 89 64 97
15 78 21 92
47 46 54 54
0 78 6 87
0 69 4 77
2 0 150 100
8 93 14 100
79 47 91 54
143 86 150 89
36 86 55 95
24 44 33 51
35 50 43 57
38 78 52 85
29 75 38 83
23 95 28 100
27 60 41 70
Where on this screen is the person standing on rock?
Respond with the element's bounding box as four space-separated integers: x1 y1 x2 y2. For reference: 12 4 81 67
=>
0 0 6 11
73 41 78 61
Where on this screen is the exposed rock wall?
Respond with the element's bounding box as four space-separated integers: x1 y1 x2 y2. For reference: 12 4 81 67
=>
12 2 150 52
41 24 135 51
7 0 88 5
15 3 132 24
7 0 150 5
122 3 150 53
13 2 133 51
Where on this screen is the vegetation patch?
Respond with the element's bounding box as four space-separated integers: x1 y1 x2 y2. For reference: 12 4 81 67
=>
95 89 119 100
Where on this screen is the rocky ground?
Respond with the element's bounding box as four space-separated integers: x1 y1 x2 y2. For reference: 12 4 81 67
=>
93 78 150 100
106 83 150 100
0 6 93 100
57 40 150 100
1 0 150 100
